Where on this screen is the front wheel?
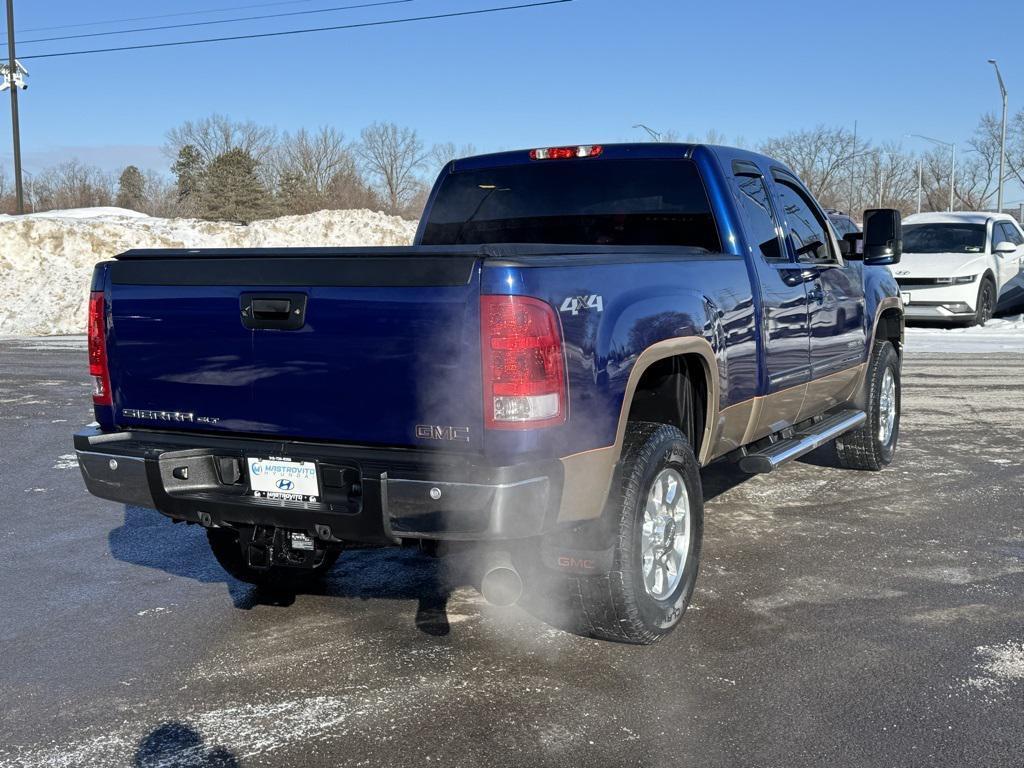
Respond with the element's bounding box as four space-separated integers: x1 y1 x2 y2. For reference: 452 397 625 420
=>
569 422 704 645
969 278 996 327
835 341 901 471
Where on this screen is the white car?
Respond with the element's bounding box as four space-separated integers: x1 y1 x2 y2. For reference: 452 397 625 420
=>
894 212 1024 326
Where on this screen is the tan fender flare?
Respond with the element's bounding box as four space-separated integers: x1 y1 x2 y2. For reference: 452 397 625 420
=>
557 337 719 523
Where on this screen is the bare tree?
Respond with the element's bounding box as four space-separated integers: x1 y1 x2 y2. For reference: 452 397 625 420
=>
164 114 277 166
27 160 115 211
357 122 428 215
760 125 867 205
273 126 352 193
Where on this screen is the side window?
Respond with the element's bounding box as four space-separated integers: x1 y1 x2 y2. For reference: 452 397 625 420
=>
733 173 786 262
998 221 1023 246
775 179 835 264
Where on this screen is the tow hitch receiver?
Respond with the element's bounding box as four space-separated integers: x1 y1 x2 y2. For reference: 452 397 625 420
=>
238 525 332 570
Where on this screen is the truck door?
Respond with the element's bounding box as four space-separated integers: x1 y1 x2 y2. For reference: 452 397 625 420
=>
770 170 866 420
730 163 811 439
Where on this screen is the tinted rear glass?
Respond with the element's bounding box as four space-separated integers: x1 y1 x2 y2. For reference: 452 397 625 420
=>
421 159 720 250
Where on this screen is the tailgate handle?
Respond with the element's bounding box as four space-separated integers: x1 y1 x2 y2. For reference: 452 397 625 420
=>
240 293 308 330
252 298 291 317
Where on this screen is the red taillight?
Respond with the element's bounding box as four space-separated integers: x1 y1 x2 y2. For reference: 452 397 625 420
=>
88 291 112 406
481 295 566 430
529 145 603 160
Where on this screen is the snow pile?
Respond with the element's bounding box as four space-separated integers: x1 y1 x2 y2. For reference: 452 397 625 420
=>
0 208 418 336
906 315 1024 354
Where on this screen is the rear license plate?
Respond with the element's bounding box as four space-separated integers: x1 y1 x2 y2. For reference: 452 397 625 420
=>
247 457 320 502
901 292 911 305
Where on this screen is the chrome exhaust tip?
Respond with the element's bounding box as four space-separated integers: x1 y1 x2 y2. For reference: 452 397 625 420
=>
480 551 523 607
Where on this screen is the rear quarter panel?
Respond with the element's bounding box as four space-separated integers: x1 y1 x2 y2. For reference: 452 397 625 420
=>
480 255 758 463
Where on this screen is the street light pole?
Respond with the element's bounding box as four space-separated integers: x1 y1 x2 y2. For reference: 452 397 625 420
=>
988 59 1008 214
5 0 22 214
632 124 661 142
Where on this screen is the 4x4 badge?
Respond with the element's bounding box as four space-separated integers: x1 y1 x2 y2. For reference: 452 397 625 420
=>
560 294 603 315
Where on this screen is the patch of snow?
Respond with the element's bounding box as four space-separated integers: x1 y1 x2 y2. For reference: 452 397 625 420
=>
906 315 1024 353
52 454 79 470
964 641 1024 693
0 207 418 336
3 206 151 220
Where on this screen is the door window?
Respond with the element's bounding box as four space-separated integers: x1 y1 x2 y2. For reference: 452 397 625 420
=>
733 173 786 262
775 179 836 264
997 221 1023 246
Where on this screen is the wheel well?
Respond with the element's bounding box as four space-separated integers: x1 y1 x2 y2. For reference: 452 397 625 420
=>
876 307 904 356
982 270 996 286
626 354 707 456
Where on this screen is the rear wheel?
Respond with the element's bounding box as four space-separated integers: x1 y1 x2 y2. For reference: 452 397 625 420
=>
970 278 996 327
569 422 703 645
206 527 341 586
835 341 900 471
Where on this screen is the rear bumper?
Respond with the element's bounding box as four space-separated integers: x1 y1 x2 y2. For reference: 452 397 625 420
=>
74 426 562 544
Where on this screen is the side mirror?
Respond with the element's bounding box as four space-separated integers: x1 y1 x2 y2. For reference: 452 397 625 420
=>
994 240 1016 254
862 208 902 265
840 232 863 259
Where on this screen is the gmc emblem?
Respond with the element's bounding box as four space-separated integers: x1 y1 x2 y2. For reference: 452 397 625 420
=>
558 555 596 571
415 424 471 442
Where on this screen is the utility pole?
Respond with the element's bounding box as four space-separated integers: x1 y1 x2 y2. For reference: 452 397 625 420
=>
988 59 1008 214
5 0 22 214
907 134 956 212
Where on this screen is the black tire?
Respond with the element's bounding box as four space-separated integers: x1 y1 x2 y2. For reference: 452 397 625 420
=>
835 341 900 471
206 527 340 586
969 278 996 327
569 422 703 645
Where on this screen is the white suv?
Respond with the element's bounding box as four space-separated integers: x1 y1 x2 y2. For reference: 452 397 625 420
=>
894 212 1024 326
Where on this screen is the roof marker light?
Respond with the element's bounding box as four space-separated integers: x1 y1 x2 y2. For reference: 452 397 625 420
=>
529 145 603 160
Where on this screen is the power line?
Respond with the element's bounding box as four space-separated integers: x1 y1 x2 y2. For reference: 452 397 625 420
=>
18 0 323 34
5 0 414 48
18 0 572 60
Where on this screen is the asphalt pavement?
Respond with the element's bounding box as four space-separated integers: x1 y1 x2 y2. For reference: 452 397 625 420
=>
1 337 1022 768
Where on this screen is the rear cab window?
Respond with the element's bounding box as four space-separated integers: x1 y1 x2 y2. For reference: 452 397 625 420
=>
772 172 837 265
731 166 787 262
421 159 721 250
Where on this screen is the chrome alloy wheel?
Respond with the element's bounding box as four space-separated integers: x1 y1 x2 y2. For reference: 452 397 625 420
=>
878 367 897 445
641 468 691 600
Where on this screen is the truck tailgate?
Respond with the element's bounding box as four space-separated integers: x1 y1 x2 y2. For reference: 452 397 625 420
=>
105 253 483 449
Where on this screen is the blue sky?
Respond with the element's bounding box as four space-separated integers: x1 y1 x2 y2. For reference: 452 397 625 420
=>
3 0 1023 201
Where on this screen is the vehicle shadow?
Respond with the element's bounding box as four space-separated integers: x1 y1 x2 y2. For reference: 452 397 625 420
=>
134 722 238 767
107 504 460 635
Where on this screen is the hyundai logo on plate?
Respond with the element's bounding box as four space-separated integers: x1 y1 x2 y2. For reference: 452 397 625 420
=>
276 479 295 491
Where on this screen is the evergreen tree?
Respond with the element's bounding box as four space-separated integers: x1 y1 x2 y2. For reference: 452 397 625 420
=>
276 169 317 216
115 165 145 211
171 144 205 210
201 148 270 223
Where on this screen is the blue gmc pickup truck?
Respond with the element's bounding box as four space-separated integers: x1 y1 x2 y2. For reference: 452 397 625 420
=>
75 143 905 644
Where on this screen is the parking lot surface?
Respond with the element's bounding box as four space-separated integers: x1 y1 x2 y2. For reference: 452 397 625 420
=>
1 337 1022 767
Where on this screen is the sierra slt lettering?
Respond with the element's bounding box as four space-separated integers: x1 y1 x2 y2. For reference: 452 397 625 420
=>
122 408 220 425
